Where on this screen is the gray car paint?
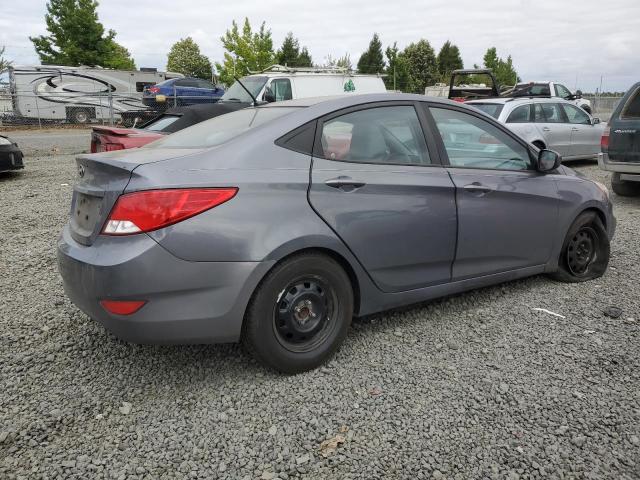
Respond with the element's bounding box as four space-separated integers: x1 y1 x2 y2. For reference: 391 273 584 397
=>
57 93 615 344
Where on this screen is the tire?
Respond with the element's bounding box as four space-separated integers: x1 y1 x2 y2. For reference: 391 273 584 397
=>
550 211 609 283
242 253 354 374
611 172 640 197
70 108 91 124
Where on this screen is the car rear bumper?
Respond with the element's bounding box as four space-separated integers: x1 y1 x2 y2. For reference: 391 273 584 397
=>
598 152 640 175
57 224 273 344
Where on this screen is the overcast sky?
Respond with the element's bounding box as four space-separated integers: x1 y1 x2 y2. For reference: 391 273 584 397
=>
2 0 638 92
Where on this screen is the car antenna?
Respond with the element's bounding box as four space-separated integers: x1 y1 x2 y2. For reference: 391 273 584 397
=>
234 76 257 106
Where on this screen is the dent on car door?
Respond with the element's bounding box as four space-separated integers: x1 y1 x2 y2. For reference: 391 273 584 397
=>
308 102 458 293
533 103 572 156
427 105 559 280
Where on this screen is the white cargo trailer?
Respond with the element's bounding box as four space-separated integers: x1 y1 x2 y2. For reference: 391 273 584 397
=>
6 65 182 123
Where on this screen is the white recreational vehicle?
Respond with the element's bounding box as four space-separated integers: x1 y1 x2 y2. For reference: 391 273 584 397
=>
5 65 182 124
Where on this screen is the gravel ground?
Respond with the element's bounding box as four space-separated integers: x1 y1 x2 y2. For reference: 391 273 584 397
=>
1 131 639 480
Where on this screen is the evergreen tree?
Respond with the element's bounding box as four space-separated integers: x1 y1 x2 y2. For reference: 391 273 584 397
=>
384 42 410 91
30 0 135 69
276 32 313 67
167 37 212 79
0 46 12 72
436 40 463 80
215 18 275 85
357 33 385 74
482 47 518 86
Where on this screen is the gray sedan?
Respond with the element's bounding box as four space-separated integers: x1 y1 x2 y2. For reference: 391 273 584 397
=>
467 97 605 160
57 94 615 373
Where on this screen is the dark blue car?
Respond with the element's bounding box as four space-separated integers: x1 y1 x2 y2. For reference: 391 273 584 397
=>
143 77 224 109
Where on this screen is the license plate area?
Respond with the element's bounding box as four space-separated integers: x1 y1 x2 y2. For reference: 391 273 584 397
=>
71 192 104 237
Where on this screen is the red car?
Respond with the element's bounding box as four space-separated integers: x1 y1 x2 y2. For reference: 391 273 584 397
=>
90 102 247 153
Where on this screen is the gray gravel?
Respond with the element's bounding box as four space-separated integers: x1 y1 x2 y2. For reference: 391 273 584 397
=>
1 131 639 480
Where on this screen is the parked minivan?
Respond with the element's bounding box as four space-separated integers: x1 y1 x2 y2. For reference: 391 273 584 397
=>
599 82 640 196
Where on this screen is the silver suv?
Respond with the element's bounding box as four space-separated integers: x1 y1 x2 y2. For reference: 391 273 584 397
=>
467 97 604 160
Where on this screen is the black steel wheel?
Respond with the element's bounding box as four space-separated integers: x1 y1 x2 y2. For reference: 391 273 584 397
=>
551 211 609 283
242 252 353 373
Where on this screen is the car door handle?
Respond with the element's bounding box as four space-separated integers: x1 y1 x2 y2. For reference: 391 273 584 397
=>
463 183 493 194
542 127 551 132
325 177 366 190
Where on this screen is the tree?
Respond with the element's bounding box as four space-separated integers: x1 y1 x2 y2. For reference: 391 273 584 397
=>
276 32 313 67
322 53 352 70
30 0 135 69
384 42 410 91
167 37 212 79
215 18 275 86
436 40 463 81
481 47 518 86
400 39 438 94
0 46 12 72
357 33 385 74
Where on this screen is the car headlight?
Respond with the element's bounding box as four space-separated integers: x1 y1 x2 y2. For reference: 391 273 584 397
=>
0 137 12 146
593 180 610 199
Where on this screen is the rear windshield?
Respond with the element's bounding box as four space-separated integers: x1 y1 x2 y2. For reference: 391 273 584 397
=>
145 107 299 149
468 103 504 119
513 83 551 96
621 87 640 119
221 76 268 103
144 115 180 132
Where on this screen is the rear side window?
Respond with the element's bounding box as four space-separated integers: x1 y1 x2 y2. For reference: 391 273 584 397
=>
506 104 531 123
144 115 180 132
319 105 431 165
621 87 640 119
146 107 299 149
469 103 504 119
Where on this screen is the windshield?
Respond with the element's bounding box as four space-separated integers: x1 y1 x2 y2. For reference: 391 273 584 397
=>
468 103 504 119
145 106 300 149
220 76 268 103
143 115 181 132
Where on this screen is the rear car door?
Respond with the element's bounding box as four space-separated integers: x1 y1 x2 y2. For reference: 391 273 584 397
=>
562 103 601 158
426 104 558 280
308 102 458 293
532 102 573 156
608 85 640 163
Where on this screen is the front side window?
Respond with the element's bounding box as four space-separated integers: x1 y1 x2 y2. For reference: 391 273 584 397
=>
270 79 292 101
430 107 532 171
320 105 430 165
506 104 531 123
562 104 591 125
555 84 572 99
534 103 566 123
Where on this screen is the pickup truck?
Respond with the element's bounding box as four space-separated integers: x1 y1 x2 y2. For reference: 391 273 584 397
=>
510 81 592 113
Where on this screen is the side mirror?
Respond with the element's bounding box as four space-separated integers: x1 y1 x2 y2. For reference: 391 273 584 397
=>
591 117 601 125
537 149 562 172
263 87 276 103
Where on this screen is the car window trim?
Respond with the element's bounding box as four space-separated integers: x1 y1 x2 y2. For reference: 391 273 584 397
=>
422 101 539 173
506 103 532 124
312 101 444 168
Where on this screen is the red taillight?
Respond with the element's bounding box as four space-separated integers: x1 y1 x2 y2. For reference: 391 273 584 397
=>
100 299 146 315
601 126 610 153
104 143 125 152
102 188 238 235
148 86 160 94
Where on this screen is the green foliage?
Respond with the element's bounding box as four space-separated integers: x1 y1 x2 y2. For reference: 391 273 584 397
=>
276 33 313 67
215 18 276 86
436 40 463 80
167 37 212 79
30 0 135 69
0 46 12 72
322 53 353 70
399 39 438 94
357 33 385 74
384 42 410 91
481 47 518 86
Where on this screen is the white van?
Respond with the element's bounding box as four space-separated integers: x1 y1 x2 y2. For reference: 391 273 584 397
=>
221 65 386 105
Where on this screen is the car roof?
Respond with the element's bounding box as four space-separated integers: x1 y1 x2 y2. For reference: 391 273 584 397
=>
467 97 569 105
261 92 464 110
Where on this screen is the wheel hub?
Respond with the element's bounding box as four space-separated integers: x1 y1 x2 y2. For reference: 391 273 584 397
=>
567 228 597 275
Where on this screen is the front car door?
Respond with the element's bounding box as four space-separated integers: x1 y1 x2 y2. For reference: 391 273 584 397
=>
308 102 458 293
532 102 573 156
426 104 559 280
561 103 602 158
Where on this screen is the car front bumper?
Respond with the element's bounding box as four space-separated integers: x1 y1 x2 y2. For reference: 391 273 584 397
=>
57 224 273 344
0 144 25 172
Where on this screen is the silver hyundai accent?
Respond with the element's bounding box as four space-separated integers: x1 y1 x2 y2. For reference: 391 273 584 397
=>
57 94 615 373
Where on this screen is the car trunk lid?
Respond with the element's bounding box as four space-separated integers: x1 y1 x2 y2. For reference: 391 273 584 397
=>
69 148 204 245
